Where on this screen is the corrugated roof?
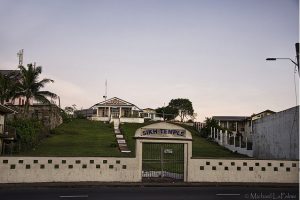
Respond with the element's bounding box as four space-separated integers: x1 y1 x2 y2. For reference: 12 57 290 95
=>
0 104 17 114
252 109 276 117
212 116 249 121
91 97 141 110
0 70 20 76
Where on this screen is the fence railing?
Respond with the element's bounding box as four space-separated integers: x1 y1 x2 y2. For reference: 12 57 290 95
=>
210 127 253 157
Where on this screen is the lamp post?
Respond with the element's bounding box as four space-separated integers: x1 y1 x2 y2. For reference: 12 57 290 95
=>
266 57 299 76
266 43 299 76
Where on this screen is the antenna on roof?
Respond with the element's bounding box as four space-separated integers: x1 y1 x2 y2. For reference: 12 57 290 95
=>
17 49 24 66
103 79 107 101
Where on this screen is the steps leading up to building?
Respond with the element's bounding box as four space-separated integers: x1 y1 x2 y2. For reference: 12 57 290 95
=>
113 119 131 153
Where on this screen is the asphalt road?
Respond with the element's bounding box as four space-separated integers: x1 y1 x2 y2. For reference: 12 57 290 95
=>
0 186 298 200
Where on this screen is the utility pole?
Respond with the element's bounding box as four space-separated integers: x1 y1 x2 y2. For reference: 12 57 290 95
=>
295 43 299 72
103 80 108 118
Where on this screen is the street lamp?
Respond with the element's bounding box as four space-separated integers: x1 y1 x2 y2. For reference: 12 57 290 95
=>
266 57 299 75
266 43 299 75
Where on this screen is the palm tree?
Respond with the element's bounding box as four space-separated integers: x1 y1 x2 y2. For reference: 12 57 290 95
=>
0 71 18 104
15 64 57 115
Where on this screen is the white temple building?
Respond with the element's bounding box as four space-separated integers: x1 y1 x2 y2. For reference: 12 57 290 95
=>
89 97 144 123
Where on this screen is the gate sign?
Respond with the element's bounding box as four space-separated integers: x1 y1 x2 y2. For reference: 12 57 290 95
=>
164 149 173 154
141 128 186 137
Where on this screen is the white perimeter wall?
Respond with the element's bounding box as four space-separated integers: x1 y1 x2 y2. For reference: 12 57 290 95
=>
120 118 144 123
0 157 298 183
253 106 299 160
0 157 141 183
188 158 298 183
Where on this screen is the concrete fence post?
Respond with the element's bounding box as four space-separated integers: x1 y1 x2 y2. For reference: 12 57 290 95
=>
210 127 213 138
245 137 248 150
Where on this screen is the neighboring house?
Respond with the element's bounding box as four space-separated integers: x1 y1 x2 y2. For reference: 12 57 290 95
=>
244 110 276 141
212 116 249 136
213 110 276 141
251 110 275 121
174 111 197 122
0 70 33 106
194 122 206 132
140 108 163 121
0 104 16 134
89 97 144 123
0 104 17 155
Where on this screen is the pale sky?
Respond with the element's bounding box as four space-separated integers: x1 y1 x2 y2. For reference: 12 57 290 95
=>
0 0 299 121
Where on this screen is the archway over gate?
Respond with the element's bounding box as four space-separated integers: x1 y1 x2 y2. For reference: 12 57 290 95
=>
134 122 192 182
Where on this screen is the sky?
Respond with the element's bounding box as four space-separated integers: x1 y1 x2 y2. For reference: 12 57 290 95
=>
0 0 299 121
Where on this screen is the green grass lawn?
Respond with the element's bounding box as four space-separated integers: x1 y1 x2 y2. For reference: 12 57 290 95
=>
120 121 247 158
174 123 247 158
19 119 247 158
21 119 125 157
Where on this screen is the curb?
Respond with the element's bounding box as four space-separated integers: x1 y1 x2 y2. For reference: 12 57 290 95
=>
0 182 298 189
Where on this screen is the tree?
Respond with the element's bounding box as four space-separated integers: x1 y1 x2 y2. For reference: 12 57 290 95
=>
168 98 194 122
15 64 57 115
200 117 219 138
156 106 179 121
0 71 18 104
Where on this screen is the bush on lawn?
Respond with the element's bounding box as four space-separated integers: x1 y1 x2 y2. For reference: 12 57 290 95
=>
8 118 44 151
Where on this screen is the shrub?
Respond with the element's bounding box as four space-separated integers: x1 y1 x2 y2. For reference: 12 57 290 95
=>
60 109 72 123
76 113 86 119
8 118 43 151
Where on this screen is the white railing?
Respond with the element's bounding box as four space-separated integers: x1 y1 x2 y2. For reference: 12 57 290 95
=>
210 127 253 157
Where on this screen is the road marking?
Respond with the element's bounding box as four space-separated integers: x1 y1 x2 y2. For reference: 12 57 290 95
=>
216 194 241 196
59 195 88 198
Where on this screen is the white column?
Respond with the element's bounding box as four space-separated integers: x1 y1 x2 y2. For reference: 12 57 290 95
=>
245 137 248 149
210 127 213 138
225 130 228 145
108 107 111 118
96 108 99 116
233 135 236 147
119 107 122 118
213 127 216 139
226 121 229 129
220 131 223 145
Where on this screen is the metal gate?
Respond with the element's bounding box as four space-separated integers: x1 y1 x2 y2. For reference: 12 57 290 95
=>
142 143 184 182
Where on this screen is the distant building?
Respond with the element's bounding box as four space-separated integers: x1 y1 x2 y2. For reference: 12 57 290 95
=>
251 110 275 121
212 116 249 135
194 122 206 131
212 109 276 141
244 110 276 141
0 104 17 134
88 97 144 123
140 108 163 121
